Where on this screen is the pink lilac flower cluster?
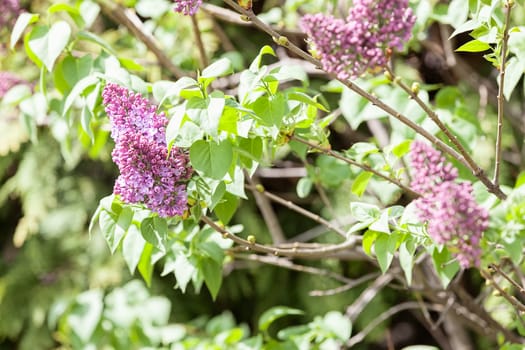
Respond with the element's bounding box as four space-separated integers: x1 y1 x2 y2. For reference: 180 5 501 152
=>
0 0 20 30
410 141 488 268
0 71 25 98
102 83 192 217
300 0 416 80
173 0 202 16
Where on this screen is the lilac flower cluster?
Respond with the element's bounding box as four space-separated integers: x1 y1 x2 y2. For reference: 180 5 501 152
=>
410 141 488 268
173 0 202 16
0 0 21 30
300 0 416 80
102 83 192 217
0 71 25 98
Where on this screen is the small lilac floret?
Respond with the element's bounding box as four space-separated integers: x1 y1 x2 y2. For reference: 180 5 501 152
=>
410 141 488 268
173 0 202 16
102 83 192 217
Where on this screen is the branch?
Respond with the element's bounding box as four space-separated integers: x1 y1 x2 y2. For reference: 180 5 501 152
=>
245 184 348 238
347 302 444 347
201 215 360 258
494 0 513 186
244 170 286 243
385 66 507 200
96 0 187 79
309 272 379 296
235 253 352 284
291 135 421 198
191 15 209 68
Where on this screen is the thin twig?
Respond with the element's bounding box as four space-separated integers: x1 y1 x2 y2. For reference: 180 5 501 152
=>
489 263 525 297
245 184 347 238
235 253 352 284
221 0 507 200
385 65 507 200
201 215 360 258
291 135 421 198
309 272 379 296
347 302 444 347
95 0 187 78
191 15 209 68
244 170 286 243
481 269 525 313
494 0 513 186
346 272 397 321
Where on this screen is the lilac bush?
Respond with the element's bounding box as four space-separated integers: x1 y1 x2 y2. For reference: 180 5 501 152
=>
102 83 192 217
0 0 20 30
0 71 24 97
410 141 488 268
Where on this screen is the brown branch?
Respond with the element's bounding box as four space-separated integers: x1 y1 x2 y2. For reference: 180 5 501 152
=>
309 272 379 297
95 0 187 79
494 1 513 186
385 65 507 200
291 135 421 198
201 215 360 258
191 14 209 68
347 302 444 347
235 253 352 284
244 170 286 243
245 184 347 238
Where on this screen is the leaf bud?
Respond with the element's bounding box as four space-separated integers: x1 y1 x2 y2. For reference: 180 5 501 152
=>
411 82 420 95
247 235 256 244
255 184 264 193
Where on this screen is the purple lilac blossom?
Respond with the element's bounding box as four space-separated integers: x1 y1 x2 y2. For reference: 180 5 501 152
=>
173 0 202 16
0 0 20 30
300 0 416 80
410 141 488 268
102 83 192 217
0 71 25 98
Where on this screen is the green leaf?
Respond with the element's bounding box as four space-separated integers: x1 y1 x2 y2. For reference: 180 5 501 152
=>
201 258 223 300
250 45 276 72
296 177 313 198
28 21 71 72
10 12 39 49
173 254 196 292
122 224 146 274
107 206 133 253
350 202 380 222
48 3 84 27
431 246 460 288
201 58 233 79
374 233 396 273
322 311 352 340
140 217 163 248
391 140 412 158
77 30 117 56
503 57 524 100
250 94 287 127
153 77 197 106
351 171 373 197
286 91 328 112
63 75 98 116
258 306 304 332
190 139 234 180
399 240 415 286
138 243 155 287
238 137 263 168
67 290 103 342
214 192 239 224
99 210 117 250
455 39 491 52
